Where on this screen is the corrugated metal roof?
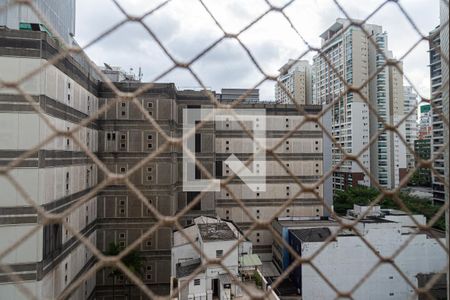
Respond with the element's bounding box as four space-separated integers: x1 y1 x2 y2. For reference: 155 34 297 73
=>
239 254 262 267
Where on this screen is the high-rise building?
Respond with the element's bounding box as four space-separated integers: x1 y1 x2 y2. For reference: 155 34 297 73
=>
439 0 449 209
414 139 432 187
388 61 408 187
0 0 76 44
418 103 433 140
429 26 445 204
313 18 406 190
275 59 312 104
403 86 419 169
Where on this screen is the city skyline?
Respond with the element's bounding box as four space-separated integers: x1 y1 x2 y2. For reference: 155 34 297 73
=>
0 0 448 299
76 0 440 101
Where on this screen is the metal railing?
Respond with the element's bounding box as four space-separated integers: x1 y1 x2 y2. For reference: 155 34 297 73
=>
0 0 449 299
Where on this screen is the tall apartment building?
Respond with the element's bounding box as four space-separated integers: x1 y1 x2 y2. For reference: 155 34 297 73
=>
388 61 407 187
403 86 418 169
313 18 406 190
414 139 432 187
439 0 449 210
0 29 98 299
275 59 312 105
429 26 445 203
418 103 432 140
0 0 76 44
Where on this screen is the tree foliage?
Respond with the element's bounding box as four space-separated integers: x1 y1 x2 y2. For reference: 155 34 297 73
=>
334 186 445 231
104 242 143 277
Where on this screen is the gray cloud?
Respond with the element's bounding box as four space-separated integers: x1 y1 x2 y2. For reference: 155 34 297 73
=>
76 0 441 100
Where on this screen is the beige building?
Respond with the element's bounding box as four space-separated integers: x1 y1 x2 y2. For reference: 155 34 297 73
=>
388 60 407 187
0 29 98 299
275 59 312 104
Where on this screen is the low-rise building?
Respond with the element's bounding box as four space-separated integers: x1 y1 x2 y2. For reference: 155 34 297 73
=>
171 216 266 300
274 206 446 299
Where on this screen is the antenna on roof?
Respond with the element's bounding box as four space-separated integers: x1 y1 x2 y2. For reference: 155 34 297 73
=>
138 67 143 81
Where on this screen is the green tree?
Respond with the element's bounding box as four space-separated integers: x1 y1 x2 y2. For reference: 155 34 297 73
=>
333 186 445 231
334 185 379 214
104 242 143 299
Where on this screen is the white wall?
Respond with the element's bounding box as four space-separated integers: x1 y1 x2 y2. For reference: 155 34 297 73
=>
0 57 99 116
301 226 446 299
0 230 96 300
0 165 98 207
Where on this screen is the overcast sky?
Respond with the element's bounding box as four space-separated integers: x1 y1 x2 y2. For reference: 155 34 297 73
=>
75 0 441 101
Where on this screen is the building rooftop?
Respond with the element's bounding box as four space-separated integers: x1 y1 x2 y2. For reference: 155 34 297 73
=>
239 254 262 268
198 223 237 241
290 227 332 243
176 258 202 278
357 216 396 224
275 216 338 228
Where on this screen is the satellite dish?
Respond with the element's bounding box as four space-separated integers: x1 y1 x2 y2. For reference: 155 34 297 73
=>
104 63 113 70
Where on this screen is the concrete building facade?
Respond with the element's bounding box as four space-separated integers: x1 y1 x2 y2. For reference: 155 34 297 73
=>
388 61 408 187
0 29 98 299
403 86 418 170
429 26 446 204
275 60 312 105
213 104 332 261
439 0 449 209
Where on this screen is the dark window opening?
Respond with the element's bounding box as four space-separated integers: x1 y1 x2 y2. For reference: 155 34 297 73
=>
216 161 223 177
187 192 201 210
195 165 201 180
43 223 62 260
195 133 201 153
